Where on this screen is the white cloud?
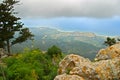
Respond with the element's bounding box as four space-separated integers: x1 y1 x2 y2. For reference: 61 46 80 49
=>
15 0 120 18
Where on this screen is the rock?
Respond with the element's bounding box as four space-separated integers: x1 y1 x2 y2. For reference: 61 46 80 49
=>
58 54 91 75
95 42 120 60
93 58 120 80
54 74 84 80
54 43 120 80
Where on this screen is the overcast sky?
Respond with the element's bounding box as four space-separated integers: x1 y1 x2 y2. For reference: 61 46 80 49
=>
14 0 120 36
16 0 120 18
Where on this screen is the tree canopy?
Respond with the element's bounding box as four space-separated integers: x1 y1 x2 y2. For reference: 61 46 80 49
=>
104 37 116 46
0 0 34 54
47 45 62 58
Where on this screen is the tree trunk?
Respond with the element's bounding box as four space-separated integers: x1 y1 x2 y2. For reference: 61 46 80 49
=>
0 41 5 49
6 40 10 55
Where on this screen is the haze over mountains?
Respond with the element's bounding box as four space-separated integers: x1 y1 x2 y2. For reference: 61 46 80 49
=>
11 27 107 59
12 0 120 58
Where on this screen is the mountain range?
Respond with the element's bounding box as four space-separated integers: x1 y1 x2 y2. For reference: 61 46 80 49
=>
12 27 106 59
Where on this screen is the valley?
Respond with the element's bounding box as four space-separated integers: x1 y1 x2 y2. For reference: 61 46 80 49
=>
12 27 106 59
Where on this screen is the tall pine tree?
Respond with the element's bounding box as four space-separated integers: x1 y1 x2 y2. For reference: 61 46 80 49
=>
0 0 34 55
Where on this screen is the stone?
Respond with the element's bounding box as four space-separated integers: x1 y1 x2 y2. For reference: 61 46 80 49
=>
54 74 84 80
54 43 120 80
58 54 91 75
95 42 120 61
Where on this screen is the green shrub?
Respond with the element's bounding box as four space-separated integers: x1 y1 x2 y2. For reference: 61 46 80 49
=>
2 49 58 80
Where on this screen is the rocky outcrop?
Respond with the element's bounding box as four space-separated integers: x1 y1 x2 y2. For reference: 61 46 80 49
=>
54 43 120 80
95 42 120 60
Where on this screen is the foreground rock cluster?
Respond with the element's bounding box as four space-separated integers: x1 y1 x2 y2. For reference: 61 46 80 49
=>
54 43 120 80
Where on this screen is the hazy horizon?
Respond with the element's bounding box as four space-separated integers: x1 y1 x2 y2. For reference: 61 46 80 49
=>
22 17 120 36
14 0 120 36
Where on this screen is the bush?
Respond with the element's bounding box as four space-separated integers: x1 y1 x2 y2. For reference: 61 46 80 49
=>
2 49 58 80
47 45 62 58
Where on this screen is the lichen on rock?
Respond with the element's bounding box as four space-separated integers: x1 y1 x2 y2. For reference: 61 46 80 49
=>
54 43 120 80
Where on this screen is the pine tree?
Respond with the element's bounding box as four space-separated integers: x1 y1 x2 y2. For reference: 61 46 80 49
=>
0 0 34 55
104 37 116 46
117 38 120 41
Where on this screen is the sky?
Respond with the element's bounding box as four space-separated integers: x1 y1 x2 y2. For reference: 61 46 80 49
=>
14 0 120 36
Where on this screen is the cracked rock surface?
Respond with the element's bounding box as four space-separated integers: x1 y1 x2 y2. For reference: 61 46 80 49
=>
54 43 120 80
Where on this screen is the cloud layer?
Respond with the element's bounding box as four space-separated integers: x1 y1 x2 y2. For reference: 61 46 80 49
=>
16 0 120 18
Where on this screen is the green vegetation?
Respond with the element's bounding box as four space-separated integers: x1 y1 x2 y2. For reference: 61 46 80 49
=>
104 37 116 46
47 45 62 58
0 48 61 80
11 27 104 59
0 0 33 54
117 38 120 41
104 37 120 46
0 0 119 80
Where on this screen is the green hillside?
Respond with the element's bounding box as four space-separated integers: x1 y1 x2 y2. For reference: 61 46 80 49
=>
11 27 105 59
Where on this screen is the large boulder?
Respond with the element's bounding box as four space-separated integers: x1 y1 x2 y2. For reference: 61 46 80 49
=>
54 43 120 80
95 42 120 60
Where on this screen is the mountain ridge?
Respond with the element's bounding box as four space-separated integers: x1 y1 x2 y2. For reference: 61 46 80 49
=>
12 27 106 59
30 27 106 47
